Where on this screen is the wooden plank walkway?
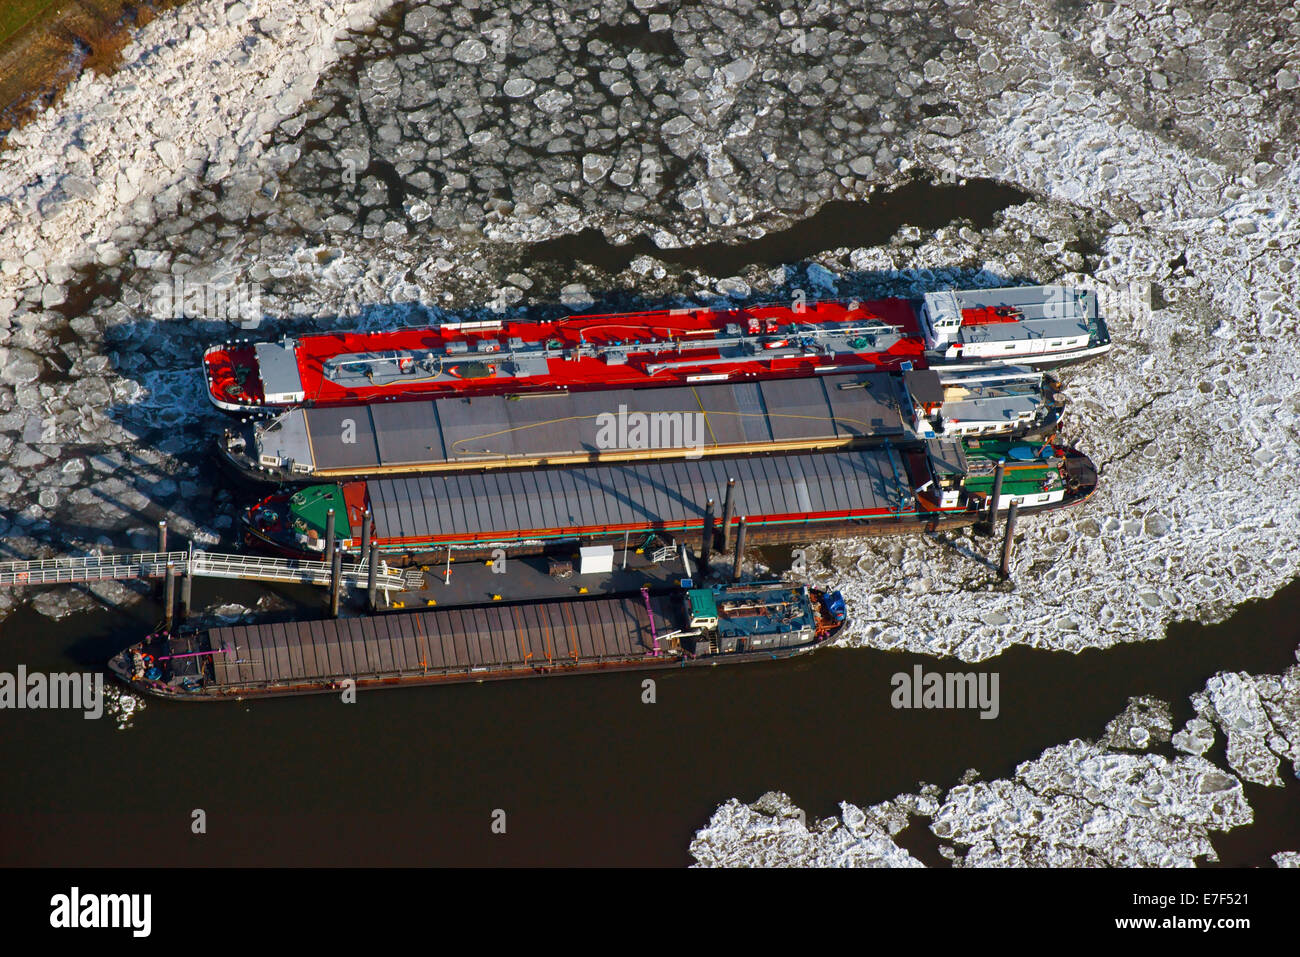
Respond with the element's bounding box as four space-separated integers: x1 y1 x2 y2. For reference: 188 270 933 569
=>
206 594 681 689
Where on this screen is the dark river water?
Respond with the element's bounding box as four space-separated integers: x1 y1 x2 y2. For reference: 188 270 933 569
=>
1 175 1296 867
1 571 1297 867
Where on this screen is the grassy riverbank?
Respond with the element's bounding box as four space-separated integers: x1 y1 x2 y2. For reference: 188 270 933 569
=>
0 1 185 139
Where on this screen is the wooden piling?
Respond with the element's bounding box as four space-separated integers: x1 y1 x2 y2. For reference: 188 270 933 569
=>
720 477 736 552
999 500 1019 579
732 516 748 581
360 507 372 567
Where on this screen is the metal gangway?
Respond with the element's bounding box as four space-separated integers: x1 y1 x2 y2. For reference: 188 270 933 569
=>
0 551 188 586
0 548 415 592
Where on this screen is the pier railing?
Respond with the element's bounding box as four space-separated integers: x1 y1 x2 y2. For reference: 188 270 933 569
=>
0 549 409 592
0 551 189 586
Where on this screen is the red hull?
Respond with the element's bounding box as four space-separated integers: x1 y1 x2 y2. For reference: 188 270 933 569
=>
206 299 926 410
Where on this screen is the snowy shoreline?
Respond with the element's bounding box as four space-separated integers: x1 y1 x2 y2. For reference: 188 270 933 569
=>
0 0 399 317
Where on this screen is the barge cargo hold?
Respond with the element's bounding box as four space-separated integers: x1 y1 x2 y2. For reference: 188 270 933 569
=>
242 440 1098 562
203 285 1109 413
222 367 1063 483
204 298 923 412
108 582 849 700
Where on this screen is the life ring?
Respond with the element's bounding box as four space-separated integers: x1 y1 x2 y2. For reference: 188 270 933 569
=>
141 653 155 666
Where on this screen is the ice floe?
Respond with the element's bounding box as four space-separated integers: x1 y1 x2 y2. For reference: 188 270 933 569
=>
693 685 1261 868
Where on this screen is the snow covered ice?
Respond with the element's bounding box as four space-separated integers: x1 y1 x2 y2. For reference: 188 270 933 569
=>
693 679 1285 868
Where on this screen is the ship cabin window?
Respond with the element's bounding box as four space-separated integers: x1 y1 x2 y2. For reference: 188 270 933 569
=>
1005 344 1015 349
1050 340 1062 346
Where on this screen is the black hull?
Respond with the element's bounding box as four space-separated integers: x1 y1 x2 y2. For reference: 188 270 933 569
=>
110 639 828 702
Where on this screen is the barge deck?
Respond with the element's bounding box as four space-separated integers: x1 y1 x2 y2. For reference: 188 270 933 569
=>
109 582 848 700
243 440 1098 563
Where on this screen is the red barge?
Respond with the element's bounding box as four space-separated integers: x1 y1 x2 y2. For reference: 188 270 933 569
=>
204 299 925 412
204 285 1110 413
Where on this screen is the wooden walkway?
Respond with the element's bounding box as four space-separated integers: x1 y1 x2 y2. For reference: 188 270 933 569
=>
206 594 681 689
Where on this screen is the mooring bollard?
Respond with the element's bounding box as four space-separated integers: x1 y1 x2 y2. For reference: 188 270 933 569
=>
720 477 736 552
732 515 748 582
999 500 1019 580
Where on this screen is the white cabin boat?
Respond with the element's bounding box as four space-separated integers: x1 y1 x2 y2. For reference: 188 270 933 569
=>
920 285 1111 368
